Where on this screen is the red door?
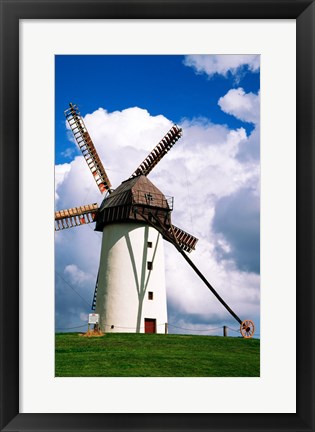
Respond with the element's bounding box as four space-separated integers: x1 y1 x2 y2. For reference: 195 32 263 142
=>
145 318 156 334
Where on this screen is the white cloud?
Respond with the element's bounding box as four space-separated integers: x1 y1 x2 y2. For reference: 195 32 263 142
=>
218 88 260 124
55 163 71 201
61 147 76 159
80 312 88 322
64 264 94 286
55 103 260 332
184 55 260 78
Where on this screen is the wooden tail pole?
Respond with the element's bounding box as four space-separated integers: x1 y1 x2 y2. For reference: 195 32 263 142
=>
171 238 243 325
141 211 243 326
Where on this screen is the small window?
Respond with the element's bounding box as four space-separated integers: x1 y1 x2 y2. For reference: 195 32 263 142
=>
145 193 154 203
147 261 153 270
147 241 152 248
148 291 153 300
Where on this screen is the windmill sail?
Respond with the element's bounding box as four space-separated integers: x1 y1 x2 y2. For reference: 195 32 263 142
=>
169 224 198 253
64 103 112 194
91 271 99 311
55 203 99 231
130 125 182 178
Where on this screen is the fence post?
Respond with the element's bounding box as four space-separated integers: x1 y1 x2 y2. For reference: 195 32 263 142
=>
223 325 228 337
165 323 168 334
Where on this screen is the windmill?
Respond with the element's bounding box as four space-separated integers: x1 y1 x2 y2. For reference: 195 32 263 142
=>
55 103 255 338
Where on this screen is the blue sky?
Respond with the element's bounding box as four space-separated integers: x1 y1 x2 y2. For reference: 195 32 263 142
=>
55 55 258 164
55 55 260 337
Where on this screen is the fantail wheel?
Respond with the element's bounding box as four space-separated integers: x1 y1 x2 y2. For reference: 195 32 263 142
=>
240 320 255 338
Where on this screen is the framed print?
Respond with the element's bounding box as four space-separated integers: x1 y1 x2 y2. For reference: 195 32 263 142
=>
0 0 314 431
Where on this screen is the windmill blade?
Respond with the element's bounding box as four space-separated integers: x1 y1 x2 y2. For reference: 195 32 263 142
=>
168 224 198 253
130 125 182 178
91 270 99 311
55 203 99 231
64 103 112 194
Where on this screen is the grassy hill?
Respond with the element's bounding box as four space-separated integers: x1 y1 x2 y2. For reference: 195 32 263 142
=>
55 333 260 377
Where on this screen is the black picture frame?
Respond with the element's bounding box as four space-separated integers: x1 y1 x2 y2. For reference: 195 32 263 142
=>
1 1 314 431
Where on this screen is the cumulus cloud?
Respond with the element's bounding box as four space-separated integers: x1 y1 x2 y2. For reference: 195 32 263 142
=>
80 312 88 321
184 54 260 78
218 87 260 163
55 163 71 201
237 124 260 162
55 101 260 333
64 264 94 285
212 188 260 274
61 147 76 159
218 88 260 124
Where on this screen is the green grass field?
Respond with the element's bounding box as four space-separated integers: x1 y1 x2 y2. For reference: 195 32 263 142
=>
55 333 260 377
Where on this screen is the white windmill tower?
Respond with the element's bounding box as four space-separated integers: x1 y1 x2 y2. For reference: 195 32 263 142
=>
94 175 172 334
55 103 255 338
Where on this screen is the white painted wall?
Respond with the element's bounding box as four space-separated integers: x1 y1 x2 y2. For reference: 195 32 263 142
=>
96 222 168 333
